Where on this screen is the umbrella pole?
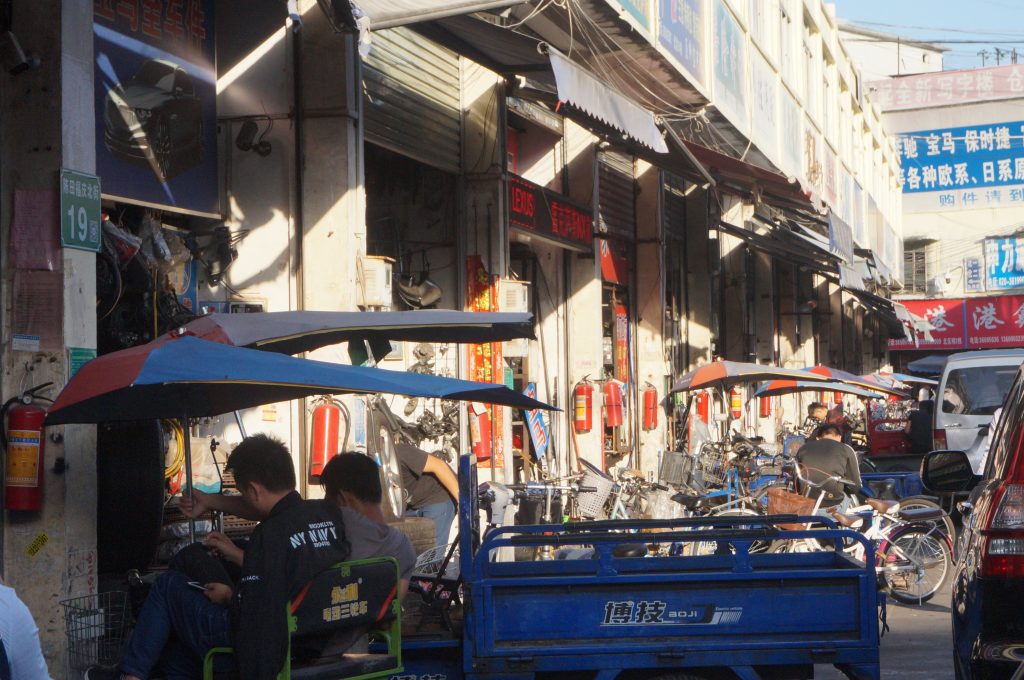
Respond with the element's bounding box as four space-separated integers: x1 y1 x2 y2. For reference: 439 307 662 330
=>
181 410 196 543
233 410 247 439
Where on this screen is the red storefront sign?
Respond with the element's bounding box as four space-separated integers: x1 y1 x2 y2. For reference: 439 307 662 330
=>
508 174 593 251
965 295 1024 349
599 238 631 285
888 299 967 350
465 255 504 468
889 296 1024 350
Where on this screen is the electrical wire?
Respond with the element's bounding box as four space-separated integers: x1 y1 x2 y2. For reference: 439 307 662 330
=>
163 419 186 480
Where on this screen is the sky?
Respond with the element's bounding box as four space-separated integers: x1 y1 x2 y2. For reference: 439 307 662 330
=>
832 0 1024 71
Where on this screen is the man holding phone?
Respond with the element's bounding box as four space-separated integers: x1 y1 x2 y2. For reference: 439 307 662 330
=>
87 434 351 680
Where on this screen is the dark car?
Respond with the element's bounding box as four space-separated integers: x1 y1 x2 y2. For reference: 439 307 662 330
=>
922 367 1024 679
103 58 202 181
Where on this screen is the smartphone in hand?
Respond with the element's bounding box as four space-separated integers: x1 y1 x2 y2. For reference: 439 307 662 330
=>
187 581 210 592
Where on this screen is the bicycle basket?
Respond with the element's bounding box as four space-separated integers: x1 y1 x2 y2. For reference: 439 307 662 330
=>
577 459 615 518
658 451 692 487
61 591 131 670
765 487 817 530
695 443 728 487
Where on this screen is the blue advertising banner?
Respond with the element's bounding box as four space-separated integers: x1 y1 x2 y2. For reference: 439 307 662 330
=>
522 383 549 465
896 119 1024 213
659 0 703 85
94 0 218 217
965 256 983 292
712 0 745 130
985 237 1024 290
616 0 651 29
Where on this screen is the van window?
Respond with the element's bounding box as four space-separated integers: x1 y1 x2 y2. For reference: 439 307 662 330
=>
941 366 1018 416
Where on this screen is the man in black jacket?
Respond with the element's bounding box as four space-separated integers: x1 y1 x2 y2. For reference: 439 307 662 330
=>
87 434 351 680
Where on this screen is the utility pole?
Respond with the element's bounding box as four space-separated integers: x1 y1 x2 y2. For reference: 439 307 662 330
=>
996 48 1006 66
979 49 990 67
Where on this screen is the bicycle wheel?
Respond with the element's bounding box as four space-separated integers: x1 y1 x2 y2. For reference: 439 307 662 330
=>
681 508 769 556
879 526 952 604
897 496 957 542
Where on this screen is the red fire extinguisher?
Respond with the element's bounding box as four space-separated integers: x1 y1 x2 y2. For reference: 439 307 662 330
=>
603 380 623 427
3 384 53 512
729 387 743 420
833 391 844 405
469 402 492 460
309 396 343 477
695 391 710 424
759 396 772 418
573 380 593 434
642 384 658 431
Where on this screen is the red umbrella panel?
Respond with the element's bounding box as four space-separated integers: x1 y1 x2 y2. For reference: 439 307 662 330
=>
670 361 828 392
804 365 909 397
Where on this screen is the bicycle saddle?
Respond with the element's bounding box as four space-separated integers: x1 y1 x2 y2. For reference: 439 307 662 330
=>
612 543 648 558
865 497 899 514
830 512 865 529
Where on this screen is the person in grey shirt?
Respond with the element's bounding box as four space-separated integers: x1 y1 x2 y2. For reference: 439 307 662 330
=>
0 574 52 680
796 423 862 512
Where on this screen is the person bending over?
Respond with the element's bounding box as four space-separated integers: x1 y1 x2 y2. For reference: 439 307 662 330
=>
795 423 862 513
395 443 459 547
88 434 350 680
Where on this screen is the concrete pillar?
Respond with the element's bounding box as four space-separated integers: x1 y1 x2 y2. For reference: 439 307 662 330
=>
1 0 98 672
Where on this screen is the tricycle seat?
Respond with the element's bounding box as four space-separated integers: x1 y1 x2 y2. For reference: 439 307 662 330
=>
290 653 399 680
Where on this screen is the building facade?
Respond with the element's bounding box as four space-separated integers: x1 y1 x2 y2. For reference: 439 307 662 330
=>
0 0 903 671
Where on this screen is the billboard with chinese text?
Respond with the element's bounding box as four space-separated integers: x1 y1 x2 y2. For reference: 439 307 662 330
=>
94 0 218 217
711 0 746 133
868 65 1024 112
658 0 704 86
985 237 1024 290
890 296 1024 350
888 298 967 350
895 119 1024 214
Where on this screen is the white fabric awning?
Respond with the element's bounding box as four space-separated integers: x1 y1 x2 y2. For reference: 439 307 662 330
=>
548 47 669 154
351 0 526 29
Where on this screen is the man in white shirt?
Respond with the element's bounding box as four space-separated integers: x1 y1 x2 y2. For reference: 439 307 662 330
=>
0 575 52 679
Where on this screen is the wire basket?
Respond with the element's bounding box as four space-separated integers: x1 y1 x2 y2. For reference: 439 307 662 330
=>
695 442 728 488
577 459 615 519
412 543 460 581
61 591 131 670
658 451 693 488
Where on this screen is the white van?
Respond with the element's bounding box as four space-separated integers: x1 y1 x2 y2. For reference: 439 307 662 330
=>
935 349 1024 472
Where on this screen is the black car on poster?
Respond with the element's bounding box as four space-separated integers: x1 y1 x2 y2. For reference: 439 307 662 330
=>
922 371 1024 679
103 58 203 182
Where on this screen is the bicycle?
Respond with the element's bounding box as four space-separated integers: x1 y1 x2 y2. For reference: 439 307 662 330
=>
769 465 954 605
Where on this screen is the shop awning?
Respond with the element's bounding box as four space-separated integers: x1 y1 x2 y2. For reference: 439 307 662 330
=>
350 0 528 30
548 47 668 153
828 211 855 263
680 140 810 207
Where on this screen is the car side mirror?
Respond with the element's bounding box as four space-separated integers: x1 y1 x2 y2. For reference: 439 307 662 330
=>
920 450 974 493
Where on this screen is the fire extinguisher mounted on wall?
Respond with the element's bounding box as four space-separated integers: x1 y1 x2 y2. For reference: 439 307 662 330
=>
309 396 350 478
573 378 594 434
469 402 492 461
642 383 658 431
2 383 55 512
729 387 743 421
603 379 623 428
694 391 711 424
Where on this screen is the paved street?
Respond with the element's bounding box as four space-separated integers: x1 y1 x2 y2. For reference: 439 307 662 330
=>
818 582 954 679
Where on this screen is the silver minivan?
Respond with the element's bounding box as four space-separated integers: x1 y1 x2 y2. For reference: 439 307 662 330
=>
935 349 1024 472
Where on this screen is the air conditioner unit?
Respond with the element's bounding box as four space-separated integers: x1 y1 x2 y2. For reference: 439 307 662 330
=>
500 279 531 357
360 256 394 308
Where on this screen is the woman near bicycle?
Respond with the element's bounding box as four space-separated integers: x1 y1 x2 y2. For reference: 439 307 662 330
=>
795 423 862 512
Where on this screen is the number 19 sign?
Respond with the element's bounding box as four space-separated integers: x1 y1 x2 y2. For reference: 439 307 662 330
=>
60 169 102 253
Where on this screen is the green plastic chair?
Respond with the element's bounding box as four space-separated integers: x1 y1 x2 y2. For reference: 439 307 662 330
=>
203 557 403 680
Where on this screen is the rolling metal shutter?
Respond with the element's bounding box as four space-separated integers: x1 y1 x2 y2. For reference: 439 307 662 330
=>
362 27 462 174
596 149 636 239
663 173 688 240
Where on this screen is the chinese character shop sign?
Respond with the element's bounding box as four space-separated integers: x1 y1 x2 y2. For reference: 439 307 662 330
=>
895 119 1024 213
508 175 593 252
985 237 1024 290
93 0 218 216
889 295 1024 350
888 299 967 350
658 0 704 85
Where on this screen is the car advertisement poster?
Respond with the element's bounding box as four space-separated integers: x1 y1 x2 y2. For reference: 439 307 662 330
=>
93 0 218 217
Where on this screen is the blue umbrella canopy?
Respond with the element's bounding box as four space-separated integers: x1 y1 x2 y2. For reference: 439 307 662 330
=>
45 336 554 425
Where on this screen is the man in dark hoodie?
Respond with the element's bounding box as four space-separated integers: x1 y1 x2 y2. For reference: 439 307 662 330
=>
87 434 350 680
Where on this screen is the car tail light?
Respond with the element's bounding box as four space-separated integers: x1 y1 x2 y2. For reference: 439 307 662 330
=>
981 484 1024 578
933 428 947 450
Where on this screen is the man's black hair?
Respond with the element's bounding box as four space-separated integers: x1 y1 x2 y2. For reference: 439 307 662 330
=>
813 423 842 439
320 453 383 504
226 434 295 493
807 402 825 416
